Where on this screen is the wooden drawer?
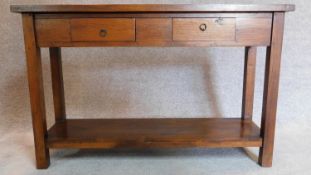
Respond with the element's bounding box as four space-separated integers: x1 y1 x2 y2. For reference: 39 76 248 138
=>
71 18 135 41
173 18 236 41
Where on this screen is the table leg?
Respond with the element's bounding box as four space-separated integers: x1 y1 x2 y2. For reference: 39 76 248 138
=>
50 47 66 122
259 12 285 167
242 46 257 121
22 13 50 169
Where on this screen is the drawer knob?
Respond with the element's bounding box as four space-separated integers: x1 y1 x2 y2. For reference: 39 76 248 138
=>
99 29 107 37
199 24 207 31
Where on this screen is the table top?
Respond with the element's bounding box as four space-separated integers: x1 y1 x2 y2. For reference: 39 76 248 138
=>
11 4 295 13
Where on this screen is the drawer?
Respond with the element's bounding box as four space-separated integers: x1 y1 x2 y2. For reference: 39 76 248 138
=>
173 18 236 41
71 18 135 41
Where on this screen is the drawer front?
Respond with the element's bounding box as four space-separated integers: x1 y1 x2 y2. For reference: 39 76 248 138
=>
173 18 236 41
71 18 135 41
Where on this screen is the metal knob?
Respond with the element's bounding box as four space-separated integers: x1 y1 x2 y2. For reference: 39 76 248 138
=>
199 24 207 31
99 29 107 37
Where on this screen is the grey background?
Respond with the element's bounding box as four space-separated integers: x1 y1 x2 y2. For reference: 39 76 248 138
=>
1 0 310 175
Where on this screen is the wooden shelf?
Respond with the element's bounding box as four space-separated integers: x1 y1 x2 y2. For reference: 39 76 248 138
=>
47 118 262 148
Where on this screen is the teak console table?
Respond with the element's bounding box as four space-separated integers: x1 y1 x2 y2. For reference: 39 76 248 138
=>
11 4 294 169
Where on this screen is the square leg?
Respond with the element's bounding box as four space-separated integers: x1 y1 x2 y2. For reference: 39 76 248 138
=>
50 47 66 122
259 12 285 167
242 46 257 121
22 13 50 169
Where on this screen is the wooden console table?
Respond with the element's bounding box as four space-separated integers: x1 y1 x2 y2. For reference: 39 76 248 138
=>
11 4 294 169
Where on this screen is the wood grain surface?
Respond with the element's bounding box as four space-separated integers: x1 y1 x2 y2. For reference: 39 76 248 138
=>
11 4 295 13
47 118 262 148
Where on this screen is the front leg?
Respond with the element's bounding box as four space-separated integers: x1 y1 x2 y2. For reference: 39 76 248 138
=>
259 12 285 167
22 13 50 169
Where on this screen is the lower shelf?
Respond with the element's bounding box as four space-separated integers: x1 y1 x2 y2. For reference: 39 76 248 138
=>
47 118 262 148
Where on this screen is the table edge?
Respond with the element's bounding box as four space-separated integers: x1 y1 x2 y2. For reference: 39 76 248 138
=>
10 4 295 13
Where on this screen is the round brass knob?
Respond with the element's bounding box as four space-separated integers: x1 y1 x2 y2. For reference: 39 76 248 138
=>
199 24 207 31
99 29 107 37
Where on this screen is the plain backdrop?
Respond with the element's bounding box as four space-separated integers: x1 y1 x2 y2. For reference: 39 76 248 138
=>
1 0 310 175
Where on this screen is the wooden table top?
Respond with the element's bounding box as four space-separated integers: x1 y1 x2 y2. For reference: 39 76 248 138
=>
10 4 295 13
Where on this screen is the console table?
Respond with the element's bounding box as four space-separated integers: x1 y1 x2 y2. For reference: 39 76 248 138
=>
11 4 294 169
